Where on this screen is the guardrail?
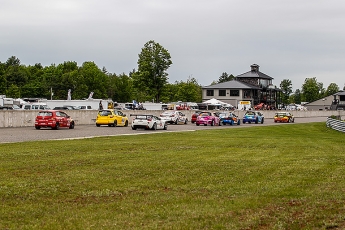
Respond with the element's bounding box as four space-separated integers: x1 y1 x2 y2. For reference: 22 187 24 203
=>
326 117 345 133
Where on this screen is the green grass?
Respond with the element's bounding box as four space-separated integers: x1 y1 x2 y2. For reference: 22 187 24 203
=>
1 122 344 229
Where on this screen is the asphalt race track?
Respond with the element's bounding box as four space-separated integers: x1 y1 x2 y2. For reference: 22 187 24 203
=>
0 117 327 144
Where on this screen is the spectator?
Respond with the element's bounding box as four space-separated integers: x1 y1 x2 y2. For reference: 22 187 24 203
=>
99 100 103 110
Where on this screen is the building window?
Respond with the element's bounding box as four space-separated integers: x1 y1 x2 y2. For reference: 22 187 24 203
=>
219 90 226 96
207 90 214 96
230 90 239 96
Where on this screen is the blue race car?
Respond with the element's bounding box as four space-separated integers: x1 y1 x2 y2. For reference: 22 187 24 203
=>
242 111 264 124
217 112 241 125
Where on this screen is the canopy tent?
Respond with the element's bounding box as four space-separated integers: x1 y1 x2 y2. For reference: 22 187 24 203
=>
203 98 233 110
203 98 233 106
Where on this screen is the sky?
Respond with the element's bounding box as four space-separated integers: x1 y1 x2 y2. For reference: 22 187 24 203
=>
1 0 345 91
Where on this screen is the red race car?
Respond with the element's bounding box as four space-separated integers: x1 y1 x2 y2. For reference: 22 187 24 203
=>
191 110 202 123
35 110 75 130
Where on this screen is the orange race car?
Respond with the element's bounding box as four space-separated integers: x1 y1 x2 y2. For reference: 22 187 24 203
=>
274 112 294 123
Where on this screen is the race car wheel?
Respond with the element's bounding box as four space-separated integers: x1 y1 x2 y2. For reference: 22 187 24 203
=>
222 122 226 125
152 123 157 130
292 118 295 123
174 119 178 125
124 120 128 127
69 122 75 129
163 123 168 130
211 120 214 126
35 126 40 130
132 126 137 130
113 120 117 127
255 118 258 124
196 123 200 126
261 118 264 124
184 119 188 124
53 122 60 130
237 120 241 125
96 124 100 127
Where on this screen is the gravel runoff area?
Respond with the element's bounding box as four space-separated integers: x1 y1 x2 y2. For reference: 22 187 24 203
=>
0 117 327 144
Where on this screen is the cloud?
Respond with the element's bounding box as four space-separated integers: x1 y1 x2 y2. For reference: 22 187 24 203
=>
1 0 344 91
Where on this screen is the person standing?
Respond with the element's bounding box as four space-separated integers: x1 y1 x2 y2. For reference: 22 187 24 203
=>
99 100 103 110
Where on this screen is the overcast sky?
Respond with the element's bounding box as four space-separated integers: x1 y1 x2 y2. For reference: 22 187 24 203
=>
1 0 344 91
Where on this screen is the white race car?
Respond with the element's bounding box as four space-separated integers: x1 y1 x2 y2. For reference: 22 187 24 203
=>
130 114 168 130
159 110 188 124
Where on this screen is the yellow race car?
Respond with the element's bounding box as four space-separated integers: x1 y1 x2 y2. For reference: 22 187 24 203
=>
274 112 294 123
96 109 129 127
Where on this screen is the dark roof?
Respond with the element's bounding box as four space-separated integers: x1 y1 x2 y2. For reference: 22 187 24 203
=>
202 80 261 90
334 91 345 96
236 70 273 80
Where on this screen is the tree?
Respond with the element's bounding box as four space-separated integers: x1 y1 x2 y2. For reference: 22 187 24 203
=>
325 83 339 96
301 77 320 102
79 61 109 99
293 89 302 104
133 40 172 102
160 83 179 103
175 77 202 102
109 73 134 103
218 72 235 83
279 79 293 105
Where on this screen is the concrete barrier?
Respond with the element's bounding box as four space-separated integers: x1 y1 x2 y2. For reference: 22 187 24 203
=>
0 110 344 128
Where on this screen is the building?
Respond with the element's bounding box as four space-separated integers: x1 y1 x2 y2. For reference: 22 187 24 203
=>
332 91 345 110
297 91 345 111
202 64 281 108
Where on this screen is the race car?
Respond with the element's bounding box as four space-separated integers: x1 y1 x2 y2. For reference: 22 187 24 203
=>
274 112 294 123
195 111 221 126
242 111 264 124
130 114 168 130
160 110 188 124
35 110 75 130
96 109 129 127
217 112 241 125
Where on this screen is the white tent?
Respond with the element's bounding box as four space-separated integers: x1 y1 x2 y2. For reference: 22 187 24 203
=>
203 98 233 109
203 98 225 105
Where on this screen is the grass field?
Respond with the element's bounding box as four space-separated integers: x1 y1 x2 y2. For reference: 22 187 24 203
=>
1 122 344 229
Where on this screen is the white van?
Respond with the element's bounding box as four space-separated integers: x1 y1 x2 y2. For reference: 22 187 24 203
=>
77 105 93 110
23 103 50 110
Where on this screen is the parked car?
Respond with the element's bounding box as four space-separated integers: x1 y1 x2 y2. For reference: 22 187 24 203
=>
130 114 168 130
23 103 50 110
217 112 241 125
0 106 13 110
35 110 75 130
77 105 93 110
160 110 188 124
191 110 202 123
196 111 221 126
95 109 129 127
254 103 265 110
274 112 294 123
53 106 72 110
243 111 264 124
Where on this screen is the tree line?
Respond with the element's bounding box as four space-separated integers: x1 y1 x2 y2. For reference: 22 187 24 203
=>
0 41 202 103
279 78 342 105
